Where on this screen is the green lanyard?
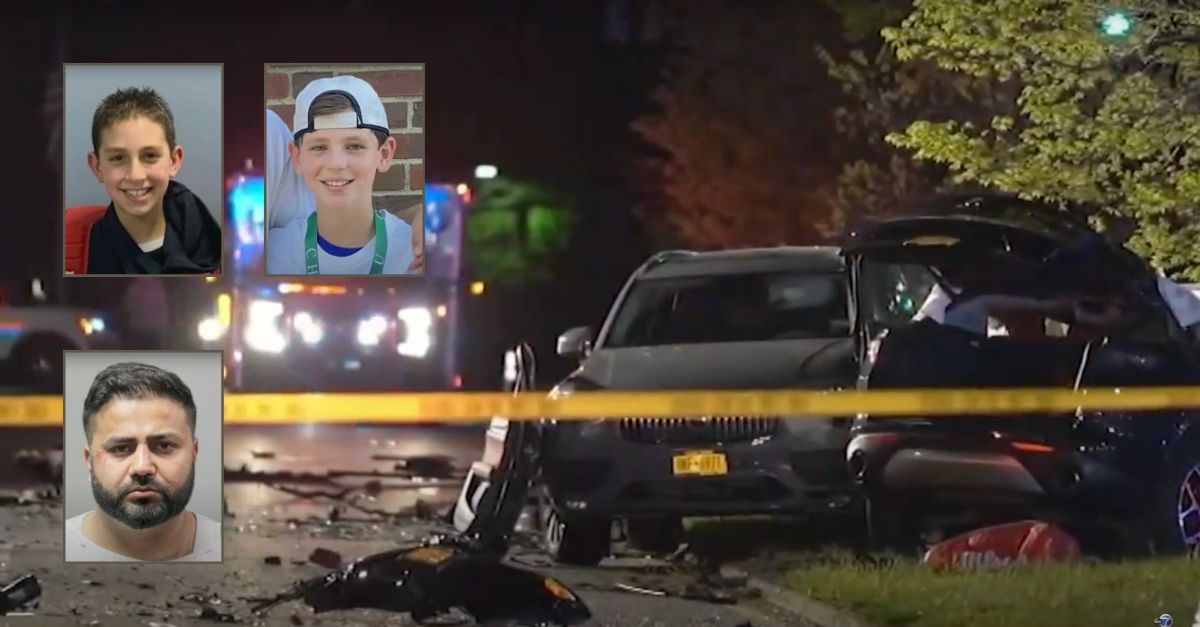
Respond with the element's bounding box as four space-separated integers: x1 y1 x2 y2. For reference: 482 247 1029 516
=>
304 210 388 275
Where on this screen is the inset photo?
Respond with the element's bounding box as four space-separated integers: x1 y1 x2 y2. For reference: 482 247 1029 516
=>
63 63 223 276
264 63 425 276
63 351 223 563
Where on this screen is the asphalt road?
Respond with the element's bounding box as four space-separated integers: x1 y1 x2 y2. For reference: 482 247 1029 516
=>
1 424 809 627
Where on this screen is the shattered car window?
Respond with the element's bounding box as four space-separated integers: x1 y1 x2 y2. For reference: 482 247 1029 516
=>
857 261 939 333
858 259 1178 343
606 272 849 347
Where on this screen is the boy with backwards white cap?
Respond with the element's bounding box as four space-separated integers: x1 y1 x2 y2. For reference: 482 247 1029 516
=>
266 76 415 275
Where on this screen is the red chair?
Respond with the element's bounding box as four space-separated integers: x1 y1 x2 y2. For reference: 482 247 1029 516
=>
64 205 107 275
64 204 222 276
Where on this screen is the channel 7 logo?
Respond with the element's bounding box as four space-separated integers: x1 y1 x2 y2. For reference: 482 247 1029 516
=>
1154 615 1172 627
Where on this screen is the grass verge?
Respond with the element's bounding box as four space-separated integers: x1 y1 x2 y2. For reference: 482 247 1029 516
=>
783 554 1198 627
682 517 1198 627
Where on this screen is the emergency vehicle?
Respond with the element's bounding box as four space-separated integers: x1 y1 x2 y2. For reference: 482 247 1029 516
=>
192 164 469 392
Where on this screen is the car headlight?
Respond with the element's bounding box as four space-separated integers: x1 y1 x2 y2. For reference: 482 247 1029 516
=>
397 306 432 358
196 293 231 343
293 311 324 345
357 314 389 347
197 317 225 342
246 299 287 353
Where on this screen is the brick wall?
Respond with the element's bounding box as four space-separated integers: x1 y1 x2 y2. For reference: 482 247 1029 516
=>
264 64 425 224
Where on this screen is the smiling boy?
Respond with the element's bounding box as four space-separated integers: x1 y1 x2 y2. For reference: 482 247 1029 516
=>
266 76 415 275
84 87 221 274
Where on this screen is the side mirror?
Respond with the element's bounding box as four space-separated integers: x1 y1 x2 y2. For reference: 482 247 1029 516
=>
556 326 593 360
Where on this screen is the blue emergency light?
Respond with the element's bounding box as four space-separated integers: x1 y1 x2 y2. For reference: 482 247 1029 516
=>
229 174 265 246
425 186 450 235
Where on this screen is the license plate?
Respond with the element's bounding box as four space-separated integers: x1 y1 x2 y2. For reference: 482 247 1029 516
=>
672 451 728 476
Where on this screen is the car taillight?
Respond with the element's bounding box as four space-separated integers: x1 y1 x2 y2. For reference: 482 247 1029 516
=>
1011 441 1055 453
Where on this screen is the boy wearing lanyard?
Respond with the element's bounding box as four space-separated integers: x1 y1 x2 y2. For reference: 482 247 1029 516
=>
266 76 415 275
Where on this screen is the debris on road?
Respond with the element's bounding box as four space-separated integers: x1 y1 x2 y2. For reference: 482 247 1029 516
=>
0 574 41 615
390 454 459 479
255 541 590 625
264 556 282 565
613 582 667 597
308 547 342 569
14 448 64 487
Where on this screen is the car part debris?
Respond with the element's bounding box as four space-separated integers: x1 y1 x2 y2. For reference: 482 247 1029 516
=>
923 519 1082 570
308 548 342 569
613 583 667 596
253 535 589 625
0 574 41 614
254 344 590 625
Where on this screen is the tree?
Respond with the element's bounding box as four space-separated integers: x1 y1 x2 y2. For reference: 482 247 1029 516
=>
814 0 1016 234
884 0 1200 279
465 177 576 286
631 2 845 249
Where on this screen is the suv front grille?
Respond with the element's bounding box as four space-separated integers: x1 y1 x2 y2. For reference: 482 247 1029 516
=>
619 416 779 444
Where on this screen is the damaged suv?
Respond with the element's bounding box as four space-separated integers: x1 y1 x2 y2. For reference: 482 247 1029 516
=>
844 197 1200 554
541 247 860 565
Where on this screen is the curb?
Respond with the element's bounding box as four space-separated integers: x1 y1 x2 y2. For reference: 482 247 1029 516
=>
749 577 881 627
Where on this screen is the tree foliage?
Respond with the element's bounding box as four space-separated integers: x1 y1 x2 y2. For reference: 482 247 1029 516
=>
631 2 844 249
815 0 1017 234
884 0 1200 279
465 177 575 285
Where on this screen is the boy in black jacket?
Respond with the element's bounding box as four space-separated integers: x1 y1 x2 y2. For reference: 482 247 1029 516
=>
84 87 220 274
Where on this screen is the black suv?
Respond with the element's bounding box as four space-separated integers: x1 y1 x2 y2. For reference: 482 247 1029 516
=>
539 247 860 565
844 197 1200 554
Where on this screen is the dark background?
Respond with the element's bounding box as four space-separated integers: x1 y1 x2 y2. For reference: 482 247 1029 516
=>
0 0 842 389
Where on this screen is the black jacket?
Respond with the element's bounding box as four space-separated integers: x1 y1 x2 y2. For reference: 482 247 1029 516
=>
87 181 222 275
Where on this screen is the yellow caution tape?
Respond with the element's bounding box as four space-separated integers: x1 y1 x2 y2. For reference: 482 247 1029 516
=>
3 387 1200 427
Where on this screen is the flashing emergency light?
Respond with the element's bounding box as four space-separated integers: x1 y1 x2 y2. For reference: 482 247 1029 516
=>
425 186 450 235
229 174 265 246
475 164 498 179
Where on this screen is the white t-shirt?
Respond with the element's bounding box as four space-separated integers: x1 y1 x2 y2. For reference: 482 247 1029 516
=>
1157 276 1200 328
266 210 416 275
265 109 316 230
65 511 222 562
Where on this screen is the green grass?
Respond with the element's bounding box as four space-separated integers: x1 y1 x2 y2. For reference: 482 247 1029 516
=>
679 517 1198 627
783 555 1199 627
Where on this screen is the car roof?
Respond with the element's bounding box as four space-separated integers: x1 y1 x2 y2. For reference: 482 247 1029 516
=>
638 246 844 279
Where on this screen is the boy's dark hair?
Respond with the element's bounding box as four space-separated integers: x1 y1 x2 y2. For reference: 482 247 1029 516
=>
82 362 197 444
297 92 388 148
90 87 177 154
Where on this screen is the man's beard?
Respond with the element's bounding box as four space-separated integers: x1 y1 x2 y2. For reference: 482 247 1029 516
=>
90 464 195 530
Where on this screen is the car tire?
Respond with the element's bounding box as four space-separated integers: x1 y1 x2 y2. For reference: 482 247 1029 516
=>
1146 433 1200 555
625 516 683 554
542 505 610 567
12 334 72 392
865 489 924 555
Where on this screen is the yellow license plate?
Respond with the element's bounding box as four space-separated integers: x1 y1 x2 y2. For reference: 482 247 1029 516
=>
672 451 728 476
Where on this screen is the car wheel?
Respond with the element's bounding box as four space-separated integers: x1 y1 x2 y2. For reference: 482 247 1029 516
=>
625 516 683 554
866 489 924 555
12 335 72 392
542 505 610 567
1147 435 1200 555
